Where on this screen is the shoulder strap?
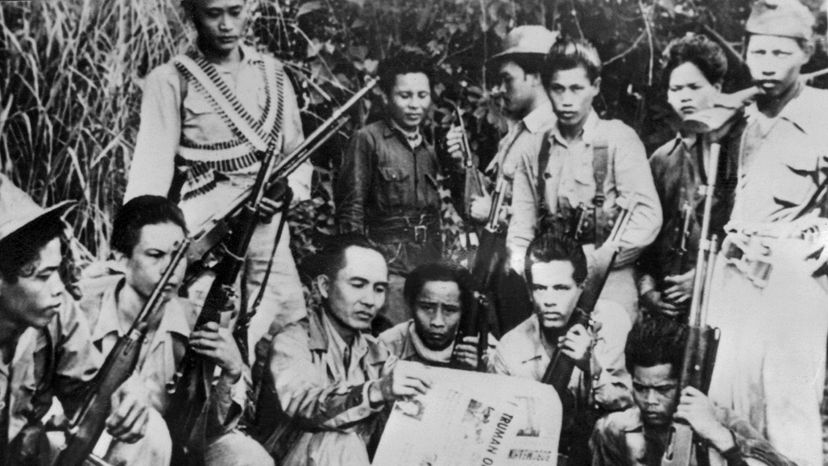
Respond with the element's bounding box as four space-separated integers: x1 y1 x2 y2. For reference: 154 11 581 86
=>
537 133 553 219
592 135 609 207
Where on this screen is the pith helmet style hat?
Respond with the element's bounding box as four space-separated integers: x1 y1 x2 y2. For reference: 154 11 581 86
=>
0 174 73 250
746 0 814 40
489 25 559 61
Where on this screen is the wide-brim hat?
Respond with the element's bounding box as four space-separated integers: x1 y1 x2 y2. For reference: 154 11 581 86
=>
489 25 559 62
0 174 74 250
746 0 814 40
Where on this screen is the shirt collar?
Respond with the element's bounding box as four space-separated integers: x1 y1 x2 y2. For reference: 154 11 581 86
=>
746 83 818 135
191 44 264 66
522 100 555 134
550 108 600 147
91 277 192 343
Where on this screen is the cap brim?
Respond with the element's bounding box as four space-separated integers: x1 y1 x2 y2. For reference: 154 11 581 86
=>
0 200 75 249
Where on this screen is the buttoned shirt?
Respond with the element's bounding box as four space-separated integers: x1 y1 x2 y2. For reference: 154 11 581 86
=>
591 406 796 466
269 306 396 462
126 45 312 228
379 320 453 366
508 110 662 273
335 119 442 233
79 274 247 425
637 133 738 292
731 85 828 224
489 300 632 411
0 298 99 442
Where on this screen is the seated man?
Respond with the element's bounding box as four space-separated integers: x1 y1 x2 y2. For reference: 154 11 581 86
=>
379 262 491 369
490 232 632 464
591 317 796 466
266 234 434 465
79 195 272 465
0 175 156 465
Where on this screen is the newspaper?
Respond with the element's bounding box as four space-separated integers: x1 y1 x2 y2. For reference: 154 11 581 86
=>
373 367 562 466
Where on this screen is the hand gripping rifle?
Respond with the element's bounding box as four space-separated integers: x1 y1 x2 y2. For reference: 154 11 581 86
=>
56 240 190 466
449 102 488 227
661 142 723 466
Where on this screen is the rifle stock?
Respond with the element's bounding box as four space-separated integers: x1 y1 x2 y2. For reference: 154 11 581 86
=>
56 240 190 466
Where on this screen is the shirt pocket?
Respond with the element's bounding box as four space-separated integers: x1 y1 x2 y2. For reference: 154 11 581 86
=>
377 165 410 209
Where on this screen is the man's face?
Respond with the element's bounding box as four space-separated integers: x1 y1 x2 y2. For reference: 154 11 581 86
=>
0 238 65 330
547 66 600 130
387 72 432 131
668 62 720 120
530 260 582 329
190 0 247 57
412 280 462 350
496 60 541 118
632 363 679 428
322 246 389 332
122 223 188 299
746 34 808 98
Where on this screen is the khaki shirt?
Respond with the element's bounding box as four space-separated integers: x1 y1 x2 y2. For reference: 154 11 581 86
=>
489 300 632 411
0 298 99 441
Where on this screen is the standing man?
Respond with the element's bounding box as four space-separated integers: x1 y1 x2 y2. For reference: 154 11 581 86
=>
592 317 796 466
335 50 442 328
79 195 272 465
637 35 738 318
126 0 313 362
490 232 632 464
446 25 558 332
266 234 434 465
0 175 158 465
705 1 828 464
379 262 491 368
508 38 662 322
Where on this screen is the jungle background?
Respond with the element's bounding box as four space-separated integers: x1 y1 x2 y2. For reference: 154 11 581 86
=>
1 0 827 267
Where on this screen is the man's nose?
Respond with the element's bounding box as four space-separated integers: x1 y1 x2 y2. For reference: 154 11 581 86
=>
431 310 446 327
219 15 231 31
645 389 659 404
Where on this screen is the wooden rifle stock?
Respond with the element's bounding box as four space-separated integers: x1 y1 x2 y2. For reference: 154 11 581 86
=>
661 143 723 466
56 240 190 466
449 103 487 223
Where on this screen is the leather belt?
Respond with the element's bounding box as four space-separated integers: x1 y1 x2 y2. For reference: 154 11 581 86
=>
368 214 439 245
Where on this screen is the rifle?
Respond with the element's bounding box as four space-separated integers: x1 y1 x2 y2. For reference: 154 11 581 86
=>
56 240 190 466
665 202 694 282
449 102 488 226
450 291 490 372
661 142 723 466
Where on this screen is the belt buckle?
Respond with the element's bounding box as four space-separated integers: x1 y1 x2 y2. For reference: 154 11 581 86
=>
413 225 427 244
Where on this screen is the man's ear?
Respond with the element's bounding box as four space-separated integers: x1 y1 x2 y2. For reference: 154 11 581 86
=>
592 77 602 92
714 81 723 92
315 274 331 300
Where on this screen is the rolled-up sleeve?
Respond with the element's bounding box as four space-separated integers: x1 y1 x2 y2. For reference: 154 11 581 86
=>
600 126 661 268
590 301 633 411
335 129 374 234
506 149 541 274
124 65 181 201
270 323 385 429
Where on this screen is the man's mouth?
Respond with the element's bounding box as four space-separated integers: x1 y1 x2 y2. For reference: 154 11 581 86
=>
679 105 696 114
218 36 238 44
558 111 576 119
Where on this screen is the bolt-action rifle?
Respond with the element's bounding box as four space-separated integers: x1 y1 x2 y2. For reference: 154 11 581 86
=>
56 240 190 466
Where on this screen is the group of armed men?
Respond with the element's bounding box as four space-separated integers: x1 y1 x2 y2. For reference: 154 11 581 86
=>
2 0 828 464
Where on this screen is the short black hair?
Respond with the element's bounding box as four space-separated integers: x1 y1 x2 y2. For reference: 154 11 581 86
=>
316 233 386 280
111 195 188 257
0 220 65 284
542 38 603 87
524 232 588 287
661 34 728 86
403 262 474 312
377 49 434 95
625 317 687 379
495 53 547 76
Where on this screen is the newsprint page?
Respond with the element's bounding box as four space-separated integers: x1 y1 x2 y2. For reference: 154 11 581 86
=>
1 0 828 465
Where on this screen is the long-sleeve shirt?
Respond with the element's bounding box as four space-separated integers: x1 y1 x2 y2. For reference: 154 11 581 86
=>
268 306 395 464
507 110 662 273
489 300 633 412
0 298 99 442
590 405 797 466
125 45 312 230
637 133 738 295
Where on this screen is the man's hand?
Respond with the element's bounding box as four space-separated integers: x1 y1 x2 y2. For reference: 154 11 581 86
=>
641 290 682 317
189 321 243 383
257 197 284 224
452 335 499 369
469 194 492 223
445 125 466 167
369 361 433 405
674 386 735 453
663 269 694 304
106 377 150 443
557 324 592 367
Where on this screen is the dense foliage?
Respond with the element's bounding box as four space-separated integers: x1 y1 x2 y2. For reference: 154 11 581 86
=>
2 0 826 264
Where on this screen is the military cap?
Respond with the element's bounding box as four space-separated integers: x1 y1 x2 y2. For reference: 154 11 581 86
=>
489 25 559 61
0 174 73 251
746 0 814 40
